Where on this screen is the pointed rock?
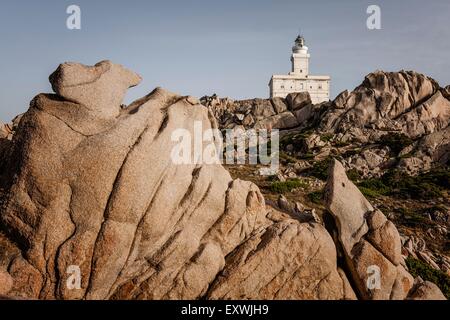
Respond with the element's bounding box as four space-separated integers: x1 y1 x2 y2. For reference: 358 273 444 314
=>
325 159 371 256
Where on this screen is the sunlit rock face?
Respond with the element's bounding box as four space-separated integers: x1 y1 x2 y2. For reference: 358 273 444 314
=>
0 61 350 300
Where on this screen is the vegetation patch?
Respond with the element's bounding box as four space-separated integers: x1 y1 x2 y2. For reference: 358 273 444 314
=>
358 178 391 198
310 157 332 181
383 169 447 199
346 169 361 182
356 169 449 200
269 178 308 194
406 256 450 299
395 207 432 227
308 190 324 205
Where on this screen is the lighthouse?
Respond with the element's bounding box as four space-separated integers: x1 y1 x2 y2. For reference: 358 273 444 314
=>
269 35 330 104
290 35 310 75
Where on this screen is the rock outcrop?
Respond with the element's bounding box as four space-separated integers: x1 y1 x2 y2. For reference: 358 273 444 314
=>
0 62 446 301
202 92 318 131
325 159 445 300
0 61 351 300
398 125 450 174
408 278 446 300
319 71 450 141
266 71 450 179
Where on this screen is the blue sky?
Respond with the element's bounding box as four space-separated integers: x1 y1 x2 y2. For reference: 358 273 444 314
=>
1 0 449 121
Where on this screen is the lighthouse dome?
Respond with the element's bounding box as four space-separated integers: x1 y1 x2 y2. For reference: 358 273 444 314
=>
292 35 308 54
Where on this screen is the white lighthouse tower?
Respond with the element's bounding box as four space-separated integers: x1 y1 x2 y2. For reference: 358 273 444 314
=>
269 35 330 104
290 35 310 76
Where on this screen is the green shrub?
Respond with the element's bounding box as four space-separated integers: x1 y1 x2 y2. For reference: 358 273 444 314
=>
358 187 381 198
396 207 431 227
270 179 308 194
346 169 361 182
400 182 442 199
406 257 450 299
310 157 332 181
356 168 448 200
357 178 391 198
382 169 445 200
378 133 413 155
308 190 324 204
419 168 450 189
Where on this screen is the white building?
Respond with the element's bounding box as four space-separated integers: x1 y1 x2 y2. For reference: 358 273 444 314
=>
269 35 330 104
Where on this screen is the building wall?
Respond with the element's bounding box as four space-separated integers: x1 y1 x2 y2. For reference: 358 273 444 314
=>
270 77 330 104
291 53 309 75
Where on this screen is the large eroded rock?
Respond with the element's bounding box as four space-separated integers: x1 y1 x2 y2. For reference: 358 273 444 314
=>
0 61 350 300
325 159 445 300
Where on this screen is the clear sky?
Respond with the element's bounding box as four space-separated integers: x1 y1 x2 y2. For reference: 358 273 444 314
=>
1 0 449 122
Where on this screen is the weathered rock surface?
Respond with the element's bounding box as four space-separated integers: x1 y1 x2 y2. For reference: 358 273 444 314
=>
408 279 446 300
325 159 444 300
325 160 371 256
269 71 450 179
207 217 348 300
286 91 312 111
0 270 13 295
366 210 402 266
0 61 351 300
401 233 450 276
398 125 450 174
49 60 142 119
0 121 12 139
203 95 308 130
319 71 450 141
254 112 299 130
0 62 447 301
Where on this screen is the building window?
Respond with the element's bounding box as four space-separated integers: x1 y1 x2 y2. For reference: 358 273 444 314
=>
300 69 303 73
318 84 322 89
281 85 285 89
